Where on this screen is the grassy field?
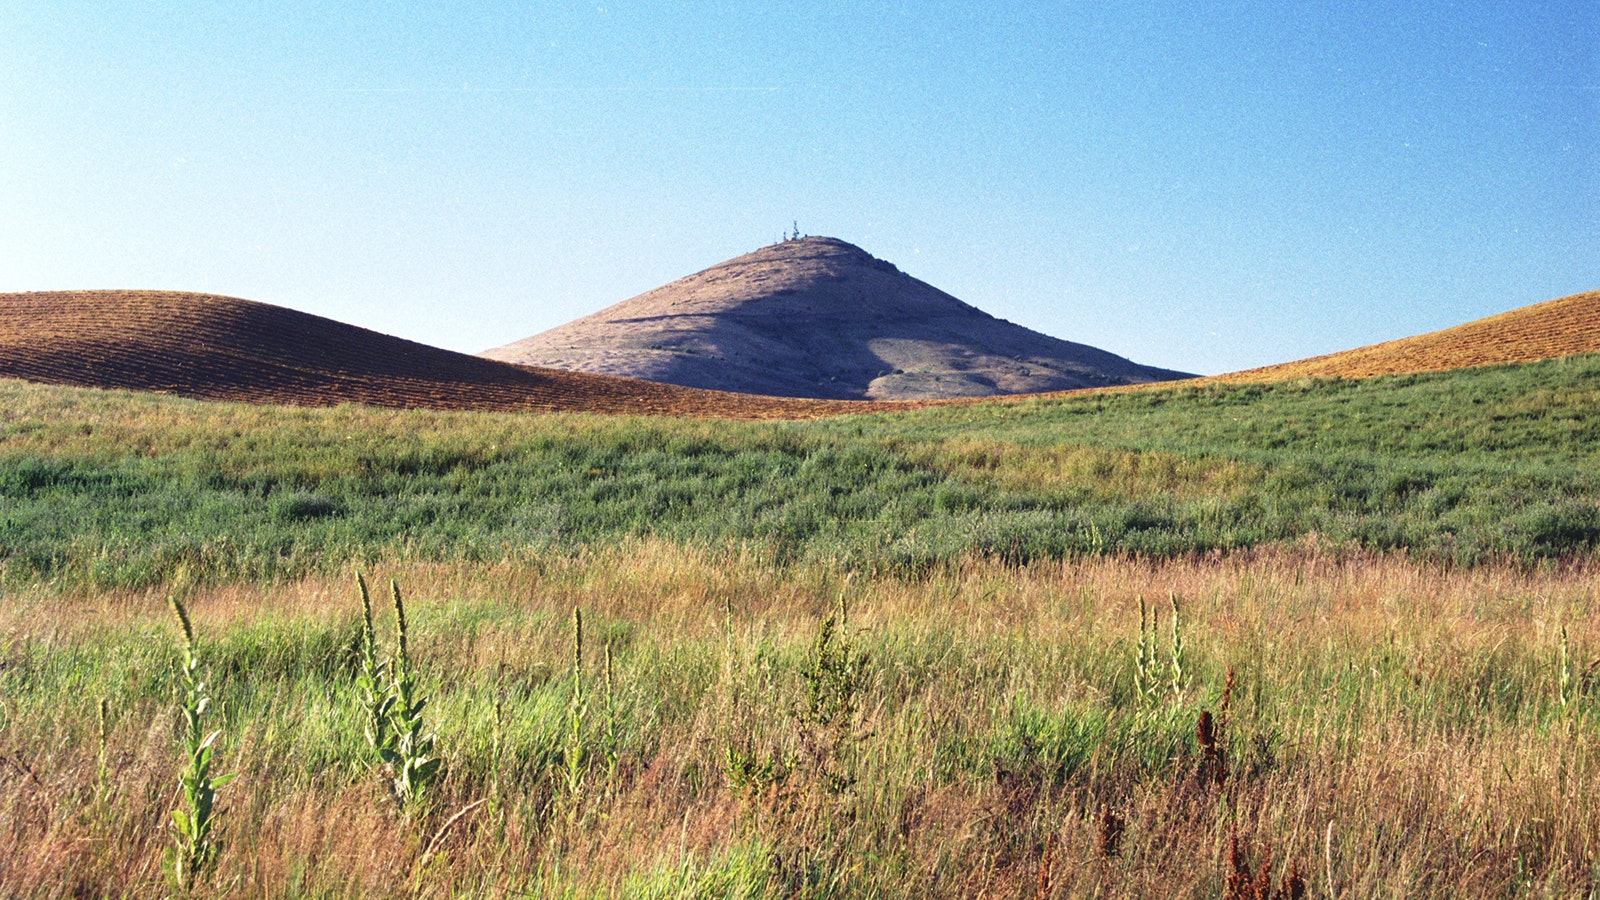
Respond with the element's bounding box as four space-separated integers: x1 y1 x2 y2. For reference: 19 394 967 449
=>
2 357 1599 897
3 354 1599 593
2 548 1597 897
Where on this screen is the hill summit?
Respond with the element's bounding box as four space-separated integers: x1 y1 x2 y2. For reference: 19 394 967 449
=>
483 237 1192 399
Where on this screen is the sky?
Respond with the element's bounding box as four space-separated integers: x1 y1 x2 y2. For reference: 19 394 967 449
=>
2 2 1595 376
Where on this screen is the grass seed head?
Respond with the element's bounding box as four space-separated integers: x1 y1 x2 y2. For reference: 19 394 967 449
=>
169 596 195 650
573 606 584 676
391 579 408 666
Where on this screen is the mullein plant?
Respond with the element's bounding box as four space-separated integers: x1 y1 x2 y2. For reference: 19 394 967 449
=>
355 574 395 763
562 608 588 811
386 579 442 811
601 643 621 788
355 574 443 813
1134 595 1162 706
1168 593 1189 697
167 597 235 893
1134 593 1190 706
556 607 626 816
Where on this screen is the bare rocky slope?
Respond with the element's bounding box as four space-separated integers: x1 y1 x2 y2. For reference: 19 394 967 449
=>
483 237 1194 400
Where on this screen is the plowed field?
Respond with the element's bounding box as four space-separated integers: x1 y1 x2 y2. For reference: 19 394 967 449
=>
0 291 875 419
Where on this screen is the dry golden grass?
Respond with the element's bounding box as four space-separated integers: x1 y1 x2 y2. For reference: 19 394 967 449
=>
1212 289 1600 383
2 543 1598 897
975 288 1600 409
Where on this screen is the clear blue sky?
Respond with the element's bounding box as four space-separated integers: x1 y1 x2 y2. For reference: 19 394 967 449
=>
3 2 1595 375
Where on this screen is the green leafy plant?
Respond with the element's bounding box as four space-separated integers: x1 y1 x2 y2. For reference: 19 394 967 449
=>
1135 595 1162 706
562 607 588 811
355 573 395 760
601 642 621 788
384 579 442 812
353 575 442 812
722 739 784 793
1169 593 1189 696
1135 593 1189 706
166 596 235 893
797 595 870 794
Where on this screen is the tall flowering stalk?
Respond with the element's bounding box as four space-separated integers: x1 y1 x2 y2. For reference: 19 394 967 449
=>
167 596 234 892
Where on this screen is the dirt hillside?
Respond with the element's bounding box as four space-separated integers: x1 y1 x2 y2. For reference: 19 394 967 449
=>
5 286 1594 421
483 236 1193 400
0 291 869 419
1212 289 1600 383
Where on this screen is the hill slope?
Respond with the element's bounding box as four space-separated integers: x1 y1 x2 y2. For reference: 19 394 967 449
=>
0 290 864 418
5 284 1594 421
1216 289 1600 383
483 236 1193 400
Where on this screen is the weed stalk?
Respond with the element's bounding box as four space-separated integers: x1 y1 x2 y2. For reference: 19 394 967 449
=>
1169 592 1188 697
798 593 869 794
384 579 443 813
356 573 395 759
562 607 588 813
166 596 234 893
1135 595 1160 705
1558 625 1572 710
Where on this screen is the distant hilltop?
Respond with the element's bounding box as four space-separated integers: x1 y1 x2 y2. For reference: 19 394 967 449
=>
482 236 1195 400
0 290 866 419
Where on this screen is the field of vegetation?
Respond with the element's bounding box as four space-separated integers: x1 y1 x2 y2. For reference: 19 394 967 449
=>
3 353 1598 592
2 354 1599 897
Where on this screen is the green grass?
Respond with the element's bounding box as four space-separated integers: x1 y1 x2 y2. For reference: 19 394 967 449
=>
5 354 1598 896
2 354 1598 591
3 551 1597 896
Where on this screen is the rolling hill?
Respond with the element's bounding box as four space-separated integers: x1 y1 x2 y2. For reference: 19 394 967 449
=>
1213 288 1600 383
0 290 863 419
3 284 1596 420
482 236 1194 400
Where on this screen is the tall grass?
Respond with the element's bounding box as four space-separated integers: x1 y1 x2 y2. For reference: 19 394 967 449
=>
1 544 1596 897
3 355 1600 591
2 355 1598 895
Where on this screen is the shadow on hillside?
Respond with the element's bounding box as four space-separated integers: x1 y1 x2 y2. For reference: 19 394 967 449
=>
634 284 1192 400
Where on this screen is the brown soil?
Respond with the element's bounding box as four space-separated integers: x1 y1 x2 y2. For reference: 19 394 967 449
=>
0 291 882 419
